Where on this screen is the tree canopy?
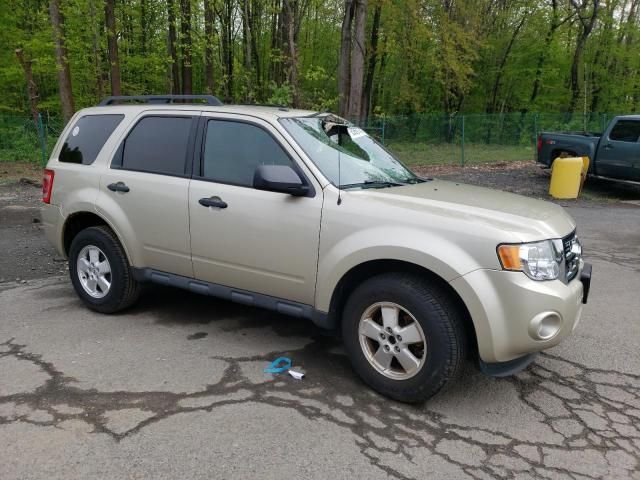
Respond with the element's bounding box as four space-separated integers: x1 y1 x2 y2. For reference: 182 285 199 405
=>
0 0 638 121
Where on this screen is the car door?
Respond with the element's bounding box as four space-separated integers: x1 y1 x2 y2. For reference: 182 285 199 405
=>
97 112 198 278
188 114 323 305
596 119 640 180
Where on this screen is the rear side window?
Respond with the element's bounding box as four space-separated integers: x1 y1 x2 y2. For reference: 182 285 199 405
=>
121 116 193 176
202 120 293 186
609 120 640 142
59 114 123 164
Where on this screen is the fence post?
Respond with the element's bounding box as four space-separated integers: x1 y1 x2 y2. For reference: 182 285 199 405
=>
460 115 465 167
37 113 47 166
381 116 386 145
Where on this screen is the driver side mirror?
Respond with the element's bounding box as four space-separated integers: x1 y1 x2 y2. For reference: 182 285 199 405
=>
253 165 309 196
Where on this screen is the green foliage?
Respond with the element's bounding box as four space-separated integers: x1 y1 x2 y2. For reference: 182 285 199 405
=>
266 81 293 106
1 0 639 123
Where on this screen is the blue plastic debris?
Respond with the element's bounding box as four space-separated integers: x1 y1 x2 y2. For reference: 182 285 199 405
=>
264 357 292 374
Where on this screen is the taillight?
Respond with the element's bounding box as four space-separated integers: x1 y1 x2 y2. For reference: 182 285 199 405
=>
537 136 542 153
42 169 54 204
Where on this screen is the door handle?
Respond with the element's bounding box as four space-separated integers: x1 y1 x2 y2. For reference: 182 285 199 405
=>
199 196 228 209
603 143 613 150
107 182 130 193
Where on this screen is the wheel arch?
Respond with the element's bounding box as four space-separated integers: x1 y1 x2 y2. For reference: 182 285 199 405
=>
62 211 132 265
551 148 578 161
324 259 477 355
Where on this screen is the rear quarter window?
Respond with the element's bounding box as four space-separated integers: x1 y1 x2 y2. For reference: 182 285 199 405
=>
59 114 124 164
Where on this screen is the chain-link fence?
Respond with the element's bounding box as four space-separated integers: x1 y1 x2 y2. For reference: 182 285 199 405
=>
358 112 619 167
0 112 623 168
0 114 63 166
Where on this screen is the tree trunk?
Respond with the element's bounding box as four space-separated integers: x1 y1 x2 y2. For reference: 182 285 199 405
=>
567 0 600 113
487 14 526 114
242 0 254 101
283 0 299 106
180 0 192 95
338 0 354 117
216 0 234 101
242 0 253 73
104 0 122 96
204 0 215 94
269 0 282 85
250 2 262 96
362 2 381 120
225 0 234 100
140 0 147 55
338 0 355 117
49 0 75 122
167 0 180 94
15 49 40 127
89 0 104 101
347 0 367 122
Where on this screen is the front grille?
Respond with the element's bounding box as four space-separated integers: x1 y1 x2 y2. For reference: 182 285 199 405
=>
562 230 580 282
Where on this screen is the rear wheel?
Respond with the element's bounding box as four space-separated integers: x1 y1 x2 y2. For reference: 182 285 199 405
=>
342 273 467 403
69 226 140 313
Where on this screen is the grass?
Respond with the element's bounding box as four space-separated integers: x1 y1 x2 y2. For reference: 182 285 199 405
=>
386 142 535 167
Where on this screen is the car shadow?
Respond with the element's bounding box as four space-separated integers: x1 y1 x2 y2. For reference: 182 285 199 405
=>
129 283 326 339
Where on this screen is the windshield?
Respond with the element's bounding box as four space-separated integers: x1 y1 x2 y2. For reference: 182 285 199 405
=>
280 115 421 188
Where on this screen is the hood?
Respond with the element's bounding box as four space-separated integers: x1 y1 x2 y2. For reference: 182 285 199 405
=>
354 179 576 241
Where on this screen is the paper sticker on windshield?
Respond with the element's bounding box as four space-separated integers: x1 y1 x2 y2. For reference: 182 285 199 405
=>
348 127 367 139
71 126 80 137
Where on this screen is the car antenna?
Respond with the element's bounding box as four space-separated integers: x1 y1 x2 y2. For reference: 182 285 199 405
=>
337 150 342 205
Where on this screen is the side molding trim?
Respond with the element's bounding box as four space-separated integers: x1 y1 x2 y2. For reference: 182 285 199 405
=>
131 268 332 328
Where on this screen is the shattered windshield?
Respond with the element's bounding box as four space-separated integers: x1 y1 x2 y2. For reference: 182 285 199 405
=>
280 115 422 189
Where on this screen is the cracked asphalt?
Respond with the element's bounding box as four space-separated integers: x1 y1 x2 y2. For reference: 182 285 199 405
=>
1 181 639 479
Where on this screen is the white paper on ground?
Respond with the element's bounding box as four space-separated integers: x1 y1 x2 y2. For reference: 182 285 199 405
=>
288 369 305 380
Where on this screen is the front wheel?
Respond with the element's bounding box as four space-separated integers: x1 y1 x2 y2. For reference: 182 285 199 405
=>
342 273 468 403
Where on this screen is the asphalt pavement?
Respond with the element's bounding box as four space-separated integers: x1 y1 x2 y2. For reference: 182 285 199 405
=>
0 187 639 479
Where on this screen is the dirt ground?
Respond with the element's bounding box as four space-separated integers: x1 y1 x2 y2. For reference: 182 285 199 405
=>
0 177 66 283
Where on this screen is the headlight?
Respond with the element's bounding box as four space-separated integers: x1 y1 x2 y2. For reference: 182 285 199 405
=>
497 240 563 281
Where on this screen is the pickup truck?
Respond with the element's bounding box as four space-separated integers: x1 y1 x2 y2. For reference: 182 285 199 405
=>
537 115 640 182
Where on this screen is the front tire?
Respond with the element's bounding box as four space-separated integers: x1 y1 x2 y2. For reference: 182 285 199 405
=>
69 226 140 313
342 273 467 403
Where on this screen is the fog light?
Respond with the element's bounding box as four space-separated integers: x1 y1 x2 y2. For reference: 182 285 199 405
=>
528 311 562 340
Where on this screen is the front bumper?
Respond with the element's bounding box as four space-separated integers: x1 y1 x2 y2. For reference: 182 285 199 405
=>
450 263 591 364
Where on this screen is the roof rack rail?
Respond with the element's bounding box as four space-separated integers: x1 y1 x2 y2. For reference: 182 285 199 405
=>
239 103 288 108
99 95 223 106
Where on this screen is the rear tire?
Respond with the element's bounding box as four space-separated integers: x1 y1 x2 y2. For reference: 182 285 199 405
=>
69 226 140 313
342 273 467 403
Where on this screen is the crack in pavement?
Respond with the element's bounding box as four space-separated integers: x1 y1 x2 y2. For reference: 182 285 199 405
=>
1 336 638 480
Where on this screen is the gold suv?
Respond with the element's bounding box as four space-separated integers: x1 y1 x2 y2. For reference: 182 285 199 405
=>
42 95 592 402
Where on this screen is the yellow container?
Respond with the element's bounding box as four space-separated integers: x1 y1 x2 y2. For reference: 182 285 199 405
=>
549 157 588 199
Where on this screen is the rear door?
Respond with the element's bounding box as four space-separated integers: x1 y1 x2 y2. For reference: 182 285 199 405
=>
596 119 640 180
188 114 323 305
97 112 198 277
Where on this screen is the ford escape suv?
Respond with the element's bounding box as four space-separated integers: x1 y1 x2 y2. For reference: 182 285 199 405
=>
42 95 592 403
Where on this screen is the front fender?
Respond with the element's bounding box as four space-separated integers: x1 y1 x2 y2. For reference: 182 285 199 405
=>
315 225 488 312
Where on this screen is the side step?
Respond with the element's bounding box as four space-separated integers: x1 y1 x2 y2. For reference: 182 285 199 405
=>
132 267 332 328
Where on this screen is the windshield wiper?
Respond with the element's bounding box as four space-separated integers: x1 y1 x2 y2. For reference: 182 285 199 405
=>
340 180 404 189
405 177 430 184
